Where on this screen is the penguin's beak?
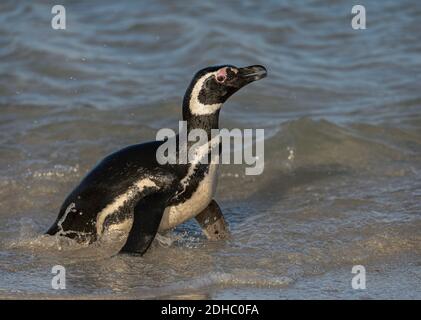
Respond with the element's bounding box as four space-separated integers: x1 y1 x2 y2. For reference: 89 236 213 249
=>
237 65 267 85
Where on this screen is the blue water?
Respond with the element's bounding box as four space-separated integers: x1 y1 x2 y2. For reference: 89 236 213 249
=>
0 0 420 299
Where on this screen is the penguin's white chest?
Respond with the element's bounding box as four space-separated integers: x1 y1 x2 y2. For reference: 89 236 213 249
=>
158 164 219 232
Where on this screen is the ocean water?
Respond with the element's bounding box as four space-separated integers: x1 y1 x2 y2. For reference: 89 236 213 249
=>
0 0 420 299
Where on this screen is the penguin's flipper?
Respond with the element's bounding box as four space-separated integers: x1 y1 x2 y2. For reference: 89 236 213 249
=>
120 190 172 255
195 200 230 240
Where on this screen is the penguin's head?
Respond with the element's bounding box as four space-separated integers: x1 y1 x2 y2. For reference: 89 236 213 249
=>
184 65 267 117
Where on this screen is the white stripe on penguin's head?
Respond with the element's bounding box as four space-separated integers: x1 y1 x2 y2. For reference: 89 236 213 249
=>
188 71 222 116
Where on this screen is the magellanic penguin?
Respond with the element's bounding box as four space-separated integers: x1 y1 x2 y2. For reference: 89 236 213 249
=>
46 65 267 255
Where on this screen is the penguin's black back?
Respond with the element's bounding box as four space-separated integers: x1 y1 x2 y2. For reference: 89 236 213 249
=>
46 140 187 238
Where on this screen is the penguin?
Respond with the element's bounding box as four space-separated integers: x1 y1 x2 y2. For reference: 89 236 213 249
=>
46 64 267 255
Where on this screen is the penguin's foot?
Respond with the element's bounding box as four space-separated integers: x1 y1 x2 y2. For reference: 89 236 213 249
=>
195 200 230 240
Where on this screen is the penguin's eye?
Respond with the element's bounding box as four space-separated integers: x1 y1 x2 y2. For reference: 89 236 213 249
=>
215 68 228 83
216 75 226 83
